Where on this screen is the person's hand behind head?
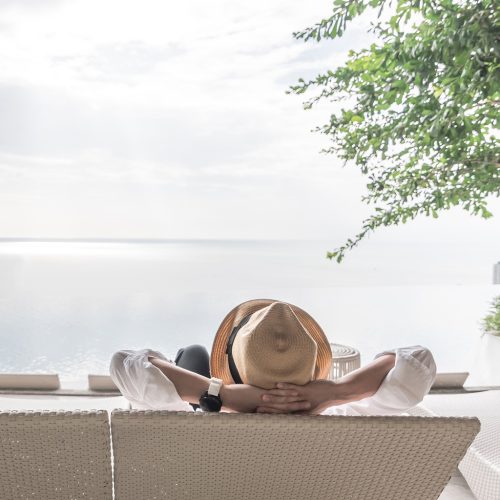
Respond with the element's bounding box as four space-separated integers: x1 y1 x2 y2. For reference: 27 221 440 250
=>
256 379 344 415
220 383 311 413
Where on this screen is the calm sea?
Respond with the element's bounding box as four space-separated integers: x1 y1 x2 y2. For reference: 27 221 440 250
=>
0 239 498 386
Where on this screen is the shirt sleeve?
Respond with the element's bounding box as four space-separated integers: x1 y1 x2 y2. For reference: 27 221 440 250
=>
109 349 194 412
322 345 437 416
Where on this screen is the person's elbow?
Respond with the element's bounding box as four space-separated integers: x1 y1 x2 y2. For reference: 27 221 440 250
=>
411 346 437 386
372 346 437 412
109 350 129 388
405 346 437 406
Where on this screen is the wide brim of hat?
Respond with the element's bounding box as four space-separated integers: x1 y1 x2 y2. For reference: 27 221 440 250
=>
210 299 332 385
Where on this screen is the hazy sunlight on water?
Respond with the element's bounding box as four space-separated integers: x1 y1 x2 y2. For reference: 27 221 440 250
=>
0 240 498 385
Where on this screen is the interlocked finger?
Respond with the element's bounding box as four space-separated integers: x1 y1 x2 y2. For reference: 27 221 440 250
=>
258 401 311 412
266 389 300 397
262 394 304 404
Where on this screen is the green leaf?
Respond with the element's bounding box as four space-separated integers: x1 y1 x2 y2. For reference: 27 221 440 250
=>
433 86 444 98
292 0 500 262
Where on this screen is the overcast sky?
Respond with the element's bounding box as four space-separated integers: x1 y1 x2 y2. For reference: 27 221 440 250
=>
0 0 499 261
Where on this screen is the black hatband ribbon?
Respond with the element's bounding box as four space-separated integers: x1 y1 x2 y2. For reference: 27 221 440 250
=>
225 313 252 385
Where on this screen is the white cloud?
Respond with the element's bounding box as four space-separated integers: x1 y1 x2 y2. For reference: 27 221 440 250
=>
0 0 498 257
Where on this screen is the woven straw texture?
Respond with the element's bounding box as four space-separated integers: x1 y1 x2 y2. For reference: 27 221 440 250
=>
111 410 479 500
211 299 332 385
0 410 112 500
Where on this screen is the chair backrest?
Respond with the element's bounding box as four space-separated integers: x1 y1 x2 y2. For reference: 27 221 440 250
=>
111 410 480 500
0 410 112 500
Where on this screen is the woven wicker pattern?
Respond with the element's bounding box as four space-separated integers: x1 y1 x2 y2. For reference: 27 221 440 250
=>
329 343 361 380
0 410 112 500
111 410 479 500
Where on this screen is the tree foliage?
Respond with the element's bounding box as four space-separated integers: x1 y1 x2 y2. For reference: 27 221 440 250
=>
290 0 500 261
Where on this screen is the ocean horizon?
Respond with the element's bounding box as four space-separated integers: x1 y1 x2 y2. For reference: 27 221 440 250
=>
1 239 498 386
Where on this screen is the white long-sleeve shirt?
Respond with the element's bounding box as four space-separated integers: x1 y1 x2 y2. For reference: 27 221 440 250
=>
109 345 436 416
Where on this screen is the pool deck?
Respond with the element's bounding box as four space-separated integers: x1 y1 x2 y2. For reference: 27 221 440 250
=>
0 393 130 411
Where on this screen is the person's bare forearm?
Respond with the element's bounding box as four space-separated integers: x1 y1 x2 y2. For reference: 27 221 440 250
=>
256 354 396 414
147 354 395 414
148 356 210 404
147 357 276 413
337 354 396 403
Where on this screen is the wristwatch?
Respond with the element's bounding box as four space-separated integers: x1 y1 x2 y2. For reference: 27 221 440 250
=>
199 377 223 412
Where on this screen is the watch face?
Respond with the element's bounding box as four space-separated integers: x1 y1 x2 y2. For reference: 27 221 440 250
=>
199 393 222 412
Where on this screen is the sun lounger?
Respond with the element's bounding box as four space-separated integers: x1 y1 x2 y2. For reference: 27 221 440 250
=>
88 374 119 392
0 409 481 500
0 373 60 391
0 410 112 499
111 410 480 500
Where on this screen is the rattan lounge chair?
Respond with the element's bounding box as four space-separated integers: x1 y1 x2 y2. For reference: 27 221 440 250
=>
0 409 481 500
111 410 480 500
0 410 112 499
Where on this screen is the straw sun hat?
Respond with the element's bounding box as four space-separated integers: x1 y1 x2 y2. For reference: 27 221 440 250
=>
210 299 332 389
